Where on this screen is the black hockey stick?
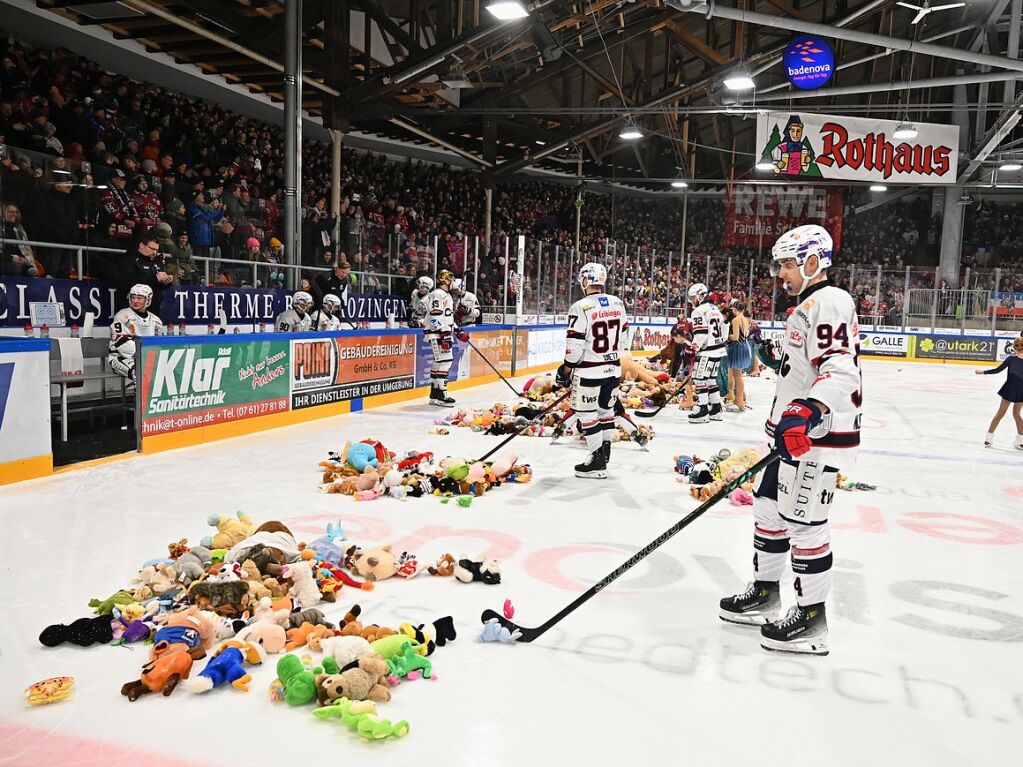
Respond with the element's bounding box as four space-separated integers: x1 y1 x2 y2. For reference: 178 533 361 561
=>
464 336 526 400
475 390 571 463
633 378 689 418
480 448 781 642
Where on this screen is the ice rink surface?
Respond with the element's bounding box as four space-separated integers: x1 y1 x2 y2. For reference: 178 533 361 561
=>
1 359 1021 767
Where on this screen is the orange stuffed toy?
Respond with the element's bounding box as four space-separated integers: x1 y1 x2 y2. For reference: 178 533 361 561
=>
285 621 335 651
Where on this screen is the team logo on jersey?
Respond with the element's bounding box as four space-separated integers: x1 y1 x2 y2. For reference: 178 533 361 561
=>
788 328 804 346
598 296 609 307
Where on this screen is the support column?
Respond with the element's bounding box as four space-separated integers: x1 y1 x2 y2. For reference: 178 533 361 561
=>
284 0 303 288
330 129 343 251
575 150 583 256
939 69 971 288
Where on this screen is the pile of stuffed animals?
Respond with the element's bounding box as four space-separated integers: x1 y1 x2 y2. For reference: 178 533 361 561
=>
673 447 764 505
38 512 509 741
318 438 532 500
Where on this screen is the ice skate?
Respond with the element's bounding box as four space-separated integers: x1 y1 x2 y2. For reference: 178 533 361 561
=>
719 581 781 625
708 402 723 421
760 604 829 656
575 450 607 479
1015 435 1023 451
429 385 455 408
984 432 994 448
601 441 612 465
688 405 709 424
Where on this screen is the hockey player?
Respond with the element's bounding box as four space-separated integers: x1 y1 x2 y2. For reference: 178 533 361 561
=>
451 278 481 327
275 291 314 332
311 294 344 331
687 283 728 423
408 276 433 329
108 283 164 384
719 224 861 656
425 270 467 407
561 262 628 478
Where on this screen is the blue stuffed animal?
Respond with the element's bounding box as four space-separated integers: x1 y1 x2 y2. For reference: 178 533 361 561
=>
181 640 266 693
346 443 379 472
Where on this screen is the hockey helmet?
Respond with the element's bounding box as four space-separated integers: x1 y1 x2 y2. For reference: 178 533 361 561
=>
687 282 708 304
437 269 454 289
416 276 434 295
292 291 314 311
128 283 153 310
771 224 833 283
322 293 342 313
578 262 607 289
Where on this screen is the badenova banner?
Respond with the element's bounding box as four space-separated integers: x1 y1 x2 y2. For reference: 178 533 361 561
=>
138 337 291 435
756 112 959 184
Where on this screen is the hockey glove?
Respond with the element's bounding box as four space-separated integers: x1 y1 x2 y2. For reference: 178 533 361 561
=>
455 328 470 342
555 363 572 389
774 398 823 461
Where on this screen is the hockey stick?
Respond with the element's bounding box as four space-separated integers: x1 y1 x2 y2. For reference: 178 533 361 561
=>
480 448 781 642
464 336 527 400
475 390 571 463
633 385 684 418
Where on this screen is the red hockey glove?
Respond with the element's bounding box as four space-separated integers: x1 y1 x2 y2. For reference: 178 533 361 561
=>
774 398 823 461
455 328 470 342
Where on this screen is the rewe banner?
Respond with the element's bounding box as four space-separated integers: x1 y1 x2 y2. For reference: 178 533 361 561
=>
756 111 959 184
724 186 844 248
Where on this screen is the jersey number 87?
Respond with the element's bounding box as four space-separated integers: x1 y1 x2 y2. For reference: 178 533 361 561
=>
592 319 622 354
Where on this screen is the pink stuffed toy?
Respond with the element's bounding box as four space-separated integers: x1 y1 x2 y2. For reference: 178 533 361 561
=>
729 488 754 506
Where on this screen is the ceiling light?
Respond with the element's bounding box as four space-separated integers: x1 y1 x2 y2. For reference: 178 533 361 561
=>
755 161 774 171
870 184 887 192
999 162 1023 172
485 1 530 20
535 140 545 146
671 181 688 188
723 65 755 92
619 123 642 140
441 63 472 89
893 120 918 140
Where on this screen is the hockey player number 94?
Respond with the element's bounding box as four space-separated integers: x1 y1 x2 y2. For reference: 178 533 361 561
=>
592 319 622 354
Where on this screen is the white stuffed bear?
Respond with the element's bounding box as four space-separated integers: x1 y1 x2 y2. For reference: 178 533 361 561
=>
280 560 321 608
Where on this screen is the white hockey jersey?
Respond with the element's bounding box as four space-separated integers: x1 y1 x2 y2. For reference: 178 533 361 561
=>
564 292 628 379
108 307 163 378
409 291 430 328
425 288 454 336
275 308 312 333
690 302 727 359
454 291 481 326
767 281 862 460
312 310 342 331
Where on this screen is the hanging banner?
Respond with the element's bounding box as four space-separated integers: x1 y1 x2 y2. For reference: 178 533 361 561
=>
755 112 959 184
724 186 844 248
783 35 835 90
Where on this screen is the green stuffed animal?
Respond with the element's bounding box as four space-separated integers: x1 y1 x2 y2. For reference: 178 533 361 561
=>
385 641 432 679
370 633 420 660
313 697 410 741
277 653 339 706
88 590 135 615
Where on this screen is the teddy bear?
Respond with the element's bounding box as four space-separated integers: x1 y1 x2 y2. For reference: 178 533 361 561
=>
354 467 380 492
202 511 255 549
280 560 322 608
234 620 288 654
453 556 501 585
347 545 399 582
427 553 457 576
237 559 273 600
315 653 391 705
130 563 179 600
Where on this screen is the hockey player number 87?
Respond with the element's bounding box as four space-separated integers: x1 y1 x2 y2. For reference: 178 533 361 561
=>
592 319 622 353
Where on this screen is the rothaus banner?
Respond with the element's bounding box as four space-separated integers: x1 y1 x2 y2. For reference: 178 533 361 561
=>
756 111 959 184
724 186 844 248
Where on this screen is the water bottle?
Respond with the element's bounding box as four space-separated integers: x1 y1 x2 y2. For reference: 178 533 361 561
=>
23 324 33 337
70 324 79 338
40 324 50 338
179 323 187 336
259 321 266 333
207 323 215 335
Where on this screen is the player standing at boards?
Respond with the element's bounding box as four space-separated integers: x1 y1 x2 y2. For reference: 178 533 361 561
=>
425 269 468 407
687 283 728 423
311 294 343 331
408 276 433 328
275 291 314 332
719 225 861 656
559 262 628 479
108 284 164 384
451 278 481 327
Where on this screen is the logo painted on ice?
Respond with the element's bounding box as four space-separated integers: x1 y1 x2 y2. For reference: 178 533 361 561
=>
152 347 232 396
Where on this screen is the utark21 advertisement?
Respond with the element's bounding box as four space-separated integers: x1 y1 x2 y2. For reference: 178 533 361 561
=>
139 338 291 435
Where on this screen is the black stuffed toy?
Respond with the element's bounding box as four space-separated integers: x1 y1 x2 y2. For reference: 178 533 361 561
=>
40 616 114 647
